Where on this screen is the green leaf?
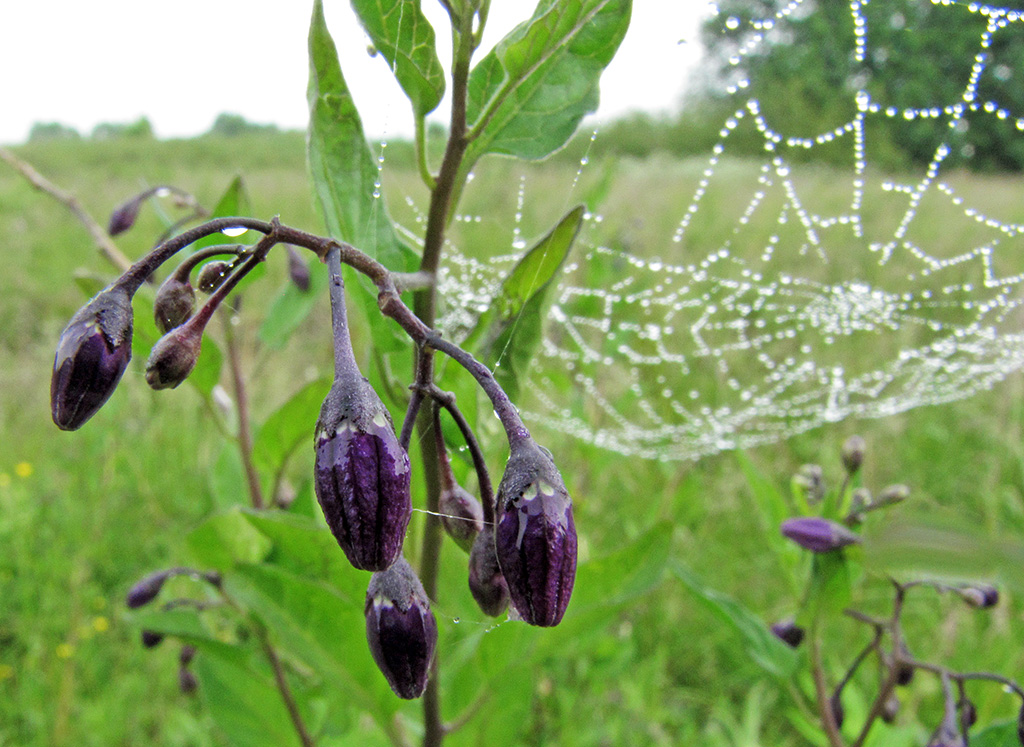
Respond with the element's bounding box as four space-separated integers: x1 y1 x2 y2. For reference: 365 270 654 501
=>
672 560 800 679
72 269 107 298
471 205 584 400
208 443 247 510
258 256 326 349
307 0 417 354
192 176 255 251
349 0 445 117
465 0 631 162
971 721 1021 747
251 378 331 480
808 550 852 617
187 332 224 396
187 509 273 569
193 641 305 747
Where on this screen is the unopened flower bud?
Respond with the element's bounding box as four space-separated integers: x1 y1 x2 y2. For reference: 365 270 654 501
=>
468 527 509 617
51 287 134 431
153 275 195 333
780 517 861 553
179 645 197 666
881 693 901 724
877 484 910 506
957 584 999 609
770 619 805 648
364 557 437 699
197 261 232 294
178 666 198 695
494 439 577 627
841 435 866 474
286 245 311 292
829 690 844 729
1016 702 1024 745
314 379 412 571
794 464 825 503
928 675 967 747
108 197 143 236
959 699 977 728
126 570 170 609
141 629 164 648
145 320 204 390
439 483 484 552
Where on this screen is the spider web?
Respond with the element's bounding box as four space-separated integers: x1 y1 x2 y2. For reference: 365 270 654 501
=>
434 0 1024 461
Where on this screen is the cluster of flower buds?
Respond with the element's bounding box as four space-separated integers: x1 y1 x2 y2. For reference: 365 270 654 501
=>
56 210 578 702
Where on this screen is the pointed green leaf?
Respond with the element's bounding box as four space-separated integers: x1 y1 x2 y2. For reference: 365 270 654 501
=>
258 253 326 349
465 0 631 162
349 0 445 117
251 378 332 479
672 560 800 679
307 0 417 353
472 205 584 400
187 508 273 569
971 721 1021 747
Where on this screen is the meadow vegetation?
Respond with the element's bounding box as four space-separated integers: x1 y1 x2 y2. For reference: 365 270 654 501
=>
2 130 1024 745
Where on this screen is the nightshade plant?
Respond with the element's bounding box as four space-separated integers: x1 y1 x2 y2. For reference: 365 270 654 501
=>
46 0 631 744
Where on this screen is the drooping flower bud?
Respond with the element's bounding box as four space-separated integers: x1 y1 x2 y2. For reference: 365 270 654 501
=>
178 666 198 695
829 689 845 729
141 629 164 648
153 275 196 333
314 378 412 571
468 527 510 617
286 245 311 292
440 483 485 552
780 517 861 553
51 287 134 431
959 699 977 728
126 570 170 609
494 439 577 627
145 319 204 390
956 583 999 609
197 261 232 294
876 484 910 507
928 674 967 747
108 196 143 236
1016 702 1024 745
364 557 437 699
840 435 866 474
794 464 825 503
179 645 197 666
881 693 901 724
770 619 805 648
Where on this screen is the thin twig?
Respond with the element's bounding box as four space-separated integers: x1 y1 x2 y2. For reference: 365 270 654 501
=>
0 146 134 273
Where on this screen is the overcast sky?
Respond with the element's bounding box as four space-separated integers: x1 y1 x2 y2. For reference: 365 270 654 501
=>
1 1 715 144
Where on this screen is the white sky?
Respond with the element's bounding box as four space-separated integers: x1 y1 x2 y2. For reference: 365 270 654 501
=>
0 1 715 145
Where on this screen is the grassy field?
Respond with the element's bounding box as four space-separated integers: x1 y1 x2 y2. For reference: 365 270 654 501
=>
3 132 1024 745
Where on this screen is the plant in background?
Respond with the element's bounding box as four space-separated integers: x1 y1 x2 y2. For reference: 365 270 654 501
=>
768 435 1024 747
45 0 631 744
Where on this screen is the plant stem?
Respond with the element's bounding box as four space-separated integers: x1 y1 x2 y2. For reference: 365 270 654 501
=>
256 630 316 747
810 623 846 747
222 308 264 509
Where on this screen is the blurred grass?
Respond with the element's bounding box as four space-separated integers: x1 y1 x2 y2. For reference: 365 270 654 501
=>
2 132 1024 745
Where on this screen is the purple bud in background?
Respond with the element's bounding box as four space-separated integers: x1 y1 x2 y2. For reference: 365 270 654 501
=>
829 690 845 729
957 584 999 609
770 619 805 648
841 435 866 474
51 287 134 431
439 483 485 553
145 318 204 390
178 666 198 695
179 645 197 667
927 674 967 747
1016 702 1024 745
141 630 164 648
881 694 901 724
365 557 437 699
468 527 510 617
494 439 576 627
153 275 196 333
314 379 412 571
780 517 860 553
108 197 143 236
286 245 311 293
126 570 170 609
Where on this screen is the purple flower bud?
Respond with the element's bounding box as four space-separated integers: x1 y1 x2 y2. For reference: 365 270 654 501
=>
494 439 577 627
145 319 204 390
439 483 484 552
841 435 866 474
108 197 143 236
141 629 164 648
928 676 967 747
881 694 900 724
468 527 509 617
51 287 133 431
770 619 805 648
196 261 232 294
179 645 196 667
364 557 437 699
794 464 825 503
877 484 910 506
314 380 412 571
178 666 198 695
1016 702 1024 745
126 570 170 609
153 276 196 333
286 245 311 293
829 690 844 729
957 584 999 609
780 517 860 553
959 699 977 728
